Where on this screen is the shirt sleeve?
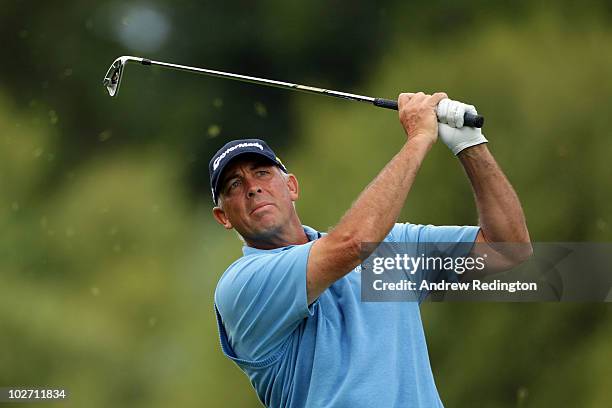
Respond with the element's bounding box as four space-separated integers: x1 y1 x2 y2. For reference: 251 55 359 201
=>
389 222 480 246
389 223 480 302
214 241 315 363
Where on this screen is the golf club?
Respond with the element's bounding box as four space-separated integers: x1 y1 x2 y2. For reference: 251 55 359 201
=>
103 56 484 128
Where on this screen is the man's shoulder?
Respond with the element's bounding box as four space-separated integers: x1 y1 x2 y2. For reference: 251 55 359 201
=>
214 244 310 300
385 222 423 243
386 222 479 243
214 254 258 311
215 253 263 292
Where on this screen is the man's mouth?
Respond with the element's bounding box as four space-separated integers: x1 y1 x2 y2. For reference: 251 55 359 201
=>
250 203 274 214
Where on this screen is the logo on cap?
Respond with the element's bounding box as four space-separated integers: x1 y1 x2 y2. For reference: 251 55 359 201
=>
213 142 264 171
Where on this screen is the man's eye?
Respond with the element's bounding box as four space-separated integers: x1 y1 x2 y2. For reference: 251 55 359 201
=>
229 180 241 190
257 170 270 176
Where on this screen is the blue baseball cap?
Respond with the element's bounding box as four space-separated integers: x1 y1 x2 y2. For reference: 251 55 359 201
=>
209 138 287 204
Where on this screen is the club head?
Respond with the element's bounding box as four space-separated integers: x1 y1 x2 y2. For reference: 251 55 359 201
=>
103 56 144 97
103 57 126 97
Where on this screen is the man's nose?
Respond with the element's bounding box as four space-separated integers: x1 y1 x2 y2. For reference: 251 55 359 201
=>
246 179 263 198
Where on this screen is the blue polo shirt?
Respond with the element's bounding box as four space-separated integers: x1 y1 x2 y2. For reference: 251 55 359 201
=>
214 223 479 408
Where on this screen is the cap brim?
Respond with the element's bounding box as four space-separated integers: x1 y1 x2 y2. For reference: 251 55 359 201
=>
213 151 286 204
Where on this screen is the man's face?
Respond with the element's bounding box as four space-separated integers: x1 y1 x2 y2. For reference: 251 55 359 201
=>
212 154 299 241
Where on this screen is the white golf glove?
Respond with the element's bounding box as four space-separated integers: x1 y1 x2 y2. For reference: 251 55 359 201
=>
436 98 488 155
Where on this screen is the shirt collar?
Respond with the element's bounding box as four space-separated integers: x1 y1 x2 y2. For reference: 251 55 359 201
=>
242 225 321 255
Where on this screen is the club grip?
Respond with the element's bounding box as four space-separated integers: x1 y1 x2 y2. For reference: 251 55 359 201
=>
373 98 400 110
373 98 484 128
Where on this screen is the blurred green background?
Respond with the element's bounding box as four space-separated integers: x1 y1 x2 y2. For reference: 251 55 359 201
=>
1 1 611 407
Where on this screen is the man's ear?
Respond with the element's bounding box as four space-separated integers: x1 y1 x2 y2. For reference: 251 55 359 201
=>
212 206 233 230
287 174 299 201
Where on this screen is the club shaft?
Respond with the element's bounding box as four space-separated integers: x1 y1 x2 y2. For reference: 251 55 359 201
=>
110 56 484 127
143 58 376 105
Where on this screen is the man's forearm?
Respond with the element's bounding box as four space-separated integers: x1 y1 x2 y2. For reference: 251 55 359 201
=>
332 138 433 245
459 144 530 244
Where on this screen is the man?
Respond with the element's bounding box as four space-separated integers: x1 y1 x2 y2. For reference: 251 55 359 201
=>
210 92 531 407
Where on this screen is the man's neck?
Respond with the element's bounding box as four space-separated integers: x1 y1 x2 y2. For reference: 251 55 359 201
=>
245 218 309 250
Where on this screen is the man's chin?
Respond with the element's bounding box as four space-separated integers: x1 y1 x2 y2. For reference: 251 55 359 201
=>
249 207 279 227
246 221 283 242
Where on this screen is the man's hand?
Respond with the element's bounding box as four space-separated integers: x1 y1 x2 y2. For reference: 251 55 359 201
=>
398 92 448 146
437 98 488 155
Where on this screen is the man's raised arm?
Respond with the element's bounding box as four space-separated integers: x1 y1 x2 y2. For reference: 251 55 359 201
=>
460 144 532 271
436 99 532 271
306 92 446 304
